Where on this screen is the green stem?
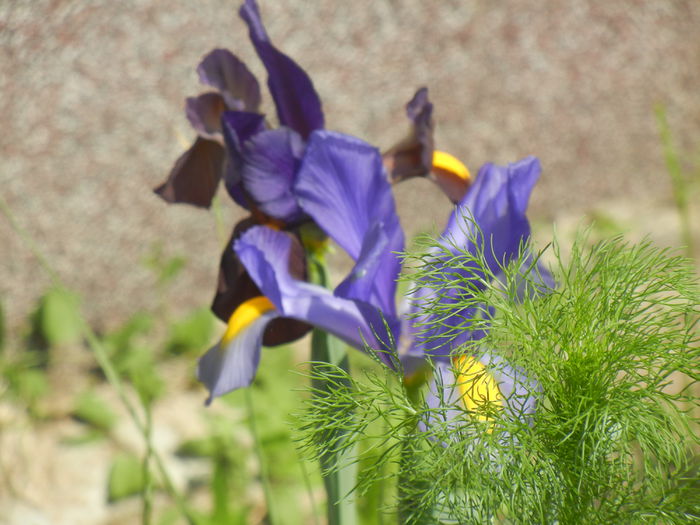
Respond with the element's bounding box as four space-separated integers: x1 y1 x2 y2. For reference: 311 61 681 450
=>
310 259 357 525
142 403 154 525
245 387 277 524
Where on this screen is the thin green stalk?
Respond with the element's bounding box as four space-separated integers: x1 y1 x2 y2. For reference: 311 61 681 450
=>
142 403 154 525
655 105 695 258
244 387 277 524
1 196 197 525
296 450 321 525
309 258 358 525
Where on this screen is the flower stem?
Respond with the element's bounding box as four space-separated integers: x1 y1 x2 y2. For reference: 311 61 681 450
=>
309 259 358 525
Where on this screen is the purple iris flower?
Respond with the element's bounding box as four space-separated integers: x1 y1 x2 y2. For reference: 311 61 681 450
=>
199 130 404 403
154 0 332 347
154 0 324 212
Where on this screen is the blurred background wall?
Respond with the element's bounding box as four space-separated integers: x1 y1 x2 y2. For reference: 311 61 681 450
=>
1 0 699 330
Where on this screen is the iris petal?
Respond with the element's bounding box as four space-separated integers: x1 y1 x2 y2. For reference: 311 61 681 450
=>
221 110 267 207
295 130 404 314
197 48 262 112
235 226 396 366
239 0 324 138
241 127 306 221
186 92 227 140
154 137 225 208
198 308 278 404
407 157 542 359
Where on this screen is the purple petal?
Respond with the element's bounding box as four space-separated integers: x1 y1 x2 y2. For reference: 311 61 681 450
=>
197 48 262 112
185 92 226 140
235 226 396 366
241 127 306 221
197 309 277 404
154 137 225 208
443 156 542 275
407 157 542 358
383 87 434 182
221 110 267 207
294 131 404 314
239 0 324 138
211 219 312 344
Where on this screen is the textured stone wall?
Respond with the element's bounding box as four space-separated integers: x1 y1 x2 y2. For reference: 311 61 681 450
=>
2 0 699 328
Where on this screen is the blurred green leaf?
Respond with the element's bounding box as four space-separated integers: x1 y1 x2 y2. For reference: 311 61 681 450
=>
175 437 218 458
165 308 215 356
103 312 153 356
71 390 116 432
108 453 145 502
115 345 165 404
9 368 49 408
143 244 186 288
34 287 83 346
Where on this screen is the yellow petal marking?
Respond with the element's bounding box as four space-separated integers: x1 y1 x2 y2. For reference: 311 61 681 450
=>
453 355 503 421
221 296 276 346
432 150 471 182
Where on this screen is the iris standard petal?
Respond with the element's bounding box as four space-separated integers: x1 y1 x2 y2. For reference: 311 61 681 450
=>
383 87 434 182
154 137 225 208
294 131 404 313
239 0 324 139
221 110 267 207
442 156 542 276
185 92 227 140
235 226 396 365
241 127 306 221
197 48 262 112
198 298 278 404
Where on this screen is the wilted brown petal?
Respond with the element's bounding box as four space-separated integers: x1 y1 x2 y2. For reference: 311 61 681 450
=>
154 137 225 208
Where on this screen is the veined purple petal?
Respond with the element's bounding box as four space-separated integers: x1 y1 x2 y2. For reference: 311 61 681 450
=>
235 226 397 366
239 0 324 138
154 137 225 208
407 157 542 358
295 130 404 314
197 48 262 112
198 309 277 404
221 110 267 207
241 127 305 221
185 92 226 140
211 218 312 344
443 156 542 271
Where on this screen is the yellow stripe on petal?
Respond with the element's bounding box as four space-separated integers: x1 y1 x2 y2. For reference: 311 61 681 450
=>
432 150 471 182
221 296 276 346
453 355 503 421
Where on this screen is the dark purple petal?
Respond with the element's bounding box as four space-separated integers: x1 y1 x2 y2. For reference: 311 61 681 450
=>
295 131 404 316
241 127 305 221
383 87 434 182
185 92 226 139
221 110 267 207
198 309 277 404
197 48 262 112
211 218 311 345
154 137 225 208
239 0 324 138
235 226 396 366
